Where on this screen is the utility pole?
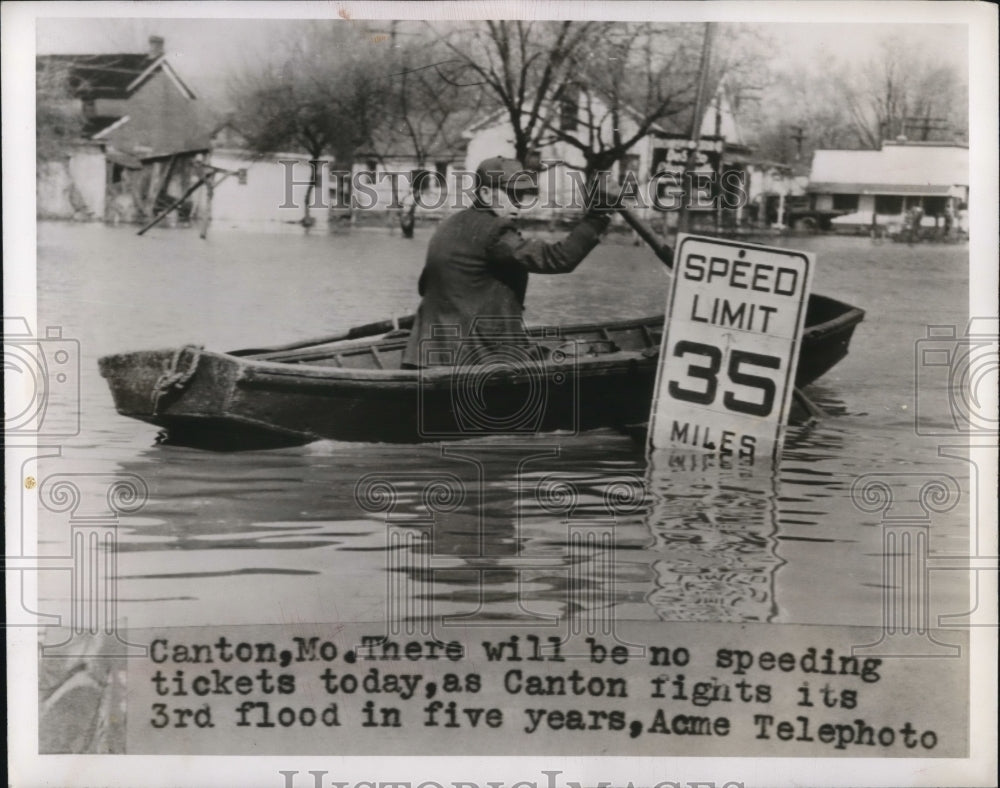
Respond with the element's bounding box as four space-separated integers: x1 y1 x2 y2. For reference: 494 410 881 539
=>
714 90 723 233
676 22 714 242
902 115 949 141
789 125 806 162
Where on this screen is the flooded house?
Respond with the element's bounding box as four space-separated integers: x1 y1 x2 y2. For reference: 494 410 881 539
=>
203 121 319 230
460 83 752 230
807 139 969 232
200 124 448 231
37 36 211 224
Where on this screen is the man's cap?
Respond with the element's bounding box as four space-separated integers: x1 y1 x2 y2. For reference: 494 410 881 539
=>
475 156 539 194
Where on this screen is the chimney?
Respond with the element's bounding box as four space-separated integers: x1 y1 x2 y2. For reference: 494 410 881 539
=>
149 35 164 59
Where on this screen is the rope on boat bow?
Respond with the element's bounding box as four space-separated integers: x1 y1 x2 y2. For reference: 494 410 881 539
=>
151 345 203 415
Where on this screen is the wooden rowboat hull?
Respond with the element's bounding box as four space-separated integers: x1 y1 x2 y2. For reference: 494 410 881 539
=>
99 295 864 450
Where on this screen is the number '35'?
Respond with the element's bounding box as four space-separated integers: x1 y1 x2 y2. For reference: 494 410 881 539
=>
667 340 779 417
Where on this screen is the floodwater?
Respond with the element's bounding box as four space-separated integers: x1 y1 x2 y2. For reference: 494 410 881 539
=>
31 220 974 632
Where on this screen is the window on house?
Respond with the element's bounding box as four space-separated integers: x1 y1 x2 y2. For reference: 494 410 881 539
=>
621 154 640 181
435 161 449 180
832 194 858 212
874 195 903 214
558 87 579 132
922 196 946 216
651 148 668 175
362 158 378 183
411 169 433 193
329 173 351 206
524 150 542 172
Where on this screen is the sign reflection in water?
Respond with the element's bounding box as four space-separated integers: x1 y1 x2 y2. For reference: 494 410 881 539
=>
355 442 786 632
645 449 783 623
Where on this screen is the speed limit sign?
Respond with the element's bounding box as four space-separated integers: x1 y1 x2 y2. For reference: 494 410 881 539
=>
648 234 814 462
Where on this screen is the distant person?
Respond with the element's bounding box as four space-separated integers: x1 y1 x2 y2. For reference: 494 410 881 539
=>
401 156 613 369
957 204 969 236
905 205 923 245
399 192 416 239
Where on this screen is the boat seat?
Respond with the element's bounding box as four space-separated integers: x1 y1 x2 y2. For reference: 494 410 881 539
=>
547 339 621 357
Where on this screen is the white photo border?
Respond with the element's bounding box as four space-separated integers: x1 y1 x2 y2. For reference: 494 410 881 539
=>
5 2 997 787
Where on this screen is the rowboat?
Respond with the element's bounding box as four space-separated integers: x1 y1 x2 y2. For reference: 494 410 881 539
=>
98 294 864 450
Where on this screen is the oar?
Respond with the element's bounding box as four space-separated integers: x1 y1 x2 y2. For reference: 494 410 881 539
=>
615 204 825 422
616 206 674 268
792 386 827 424
230 315 415 357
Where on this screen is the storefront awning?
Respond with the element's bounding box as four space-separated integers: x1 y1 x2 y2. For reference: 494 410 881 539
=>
807 182 955 196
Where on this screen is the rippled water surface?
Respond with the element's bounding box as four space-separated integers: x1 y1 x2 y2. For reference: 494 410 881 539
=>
34 222 972 629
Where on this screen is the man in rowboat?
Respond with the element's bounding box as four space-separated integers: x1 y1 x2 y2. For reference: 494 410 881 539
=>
401 156 614 368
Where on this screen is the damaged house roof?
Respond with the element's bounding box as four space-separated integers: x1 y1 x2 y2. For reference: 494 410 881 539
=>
37 52 196 103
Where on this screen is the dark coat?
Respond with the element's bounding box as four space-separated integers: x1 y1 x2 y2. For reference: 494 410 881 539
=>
402 204 608 367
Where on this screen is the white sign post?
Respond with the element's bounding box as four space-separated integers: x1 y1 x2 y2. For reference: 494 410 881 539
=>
648 234 815 463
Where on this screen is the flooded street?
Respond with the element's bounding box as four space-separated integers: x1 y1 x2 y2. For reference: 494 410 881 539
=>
34 221 971 631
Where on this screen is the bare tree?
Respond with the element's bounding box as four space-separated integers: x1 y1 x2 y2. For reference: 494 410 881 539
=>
743 33 966 164
430 20 607 163
743 60 860 164
229 22 392 223
377 23 483 169
36 59 84 163
840 36 967 148
432 22 766 182
543 23 704 177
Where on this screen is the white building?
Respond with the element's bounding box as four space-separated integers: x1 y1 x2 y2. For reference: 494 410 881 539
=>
461 85 750 225
204 121 471 229
37 144 107 220
808 140 969 227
